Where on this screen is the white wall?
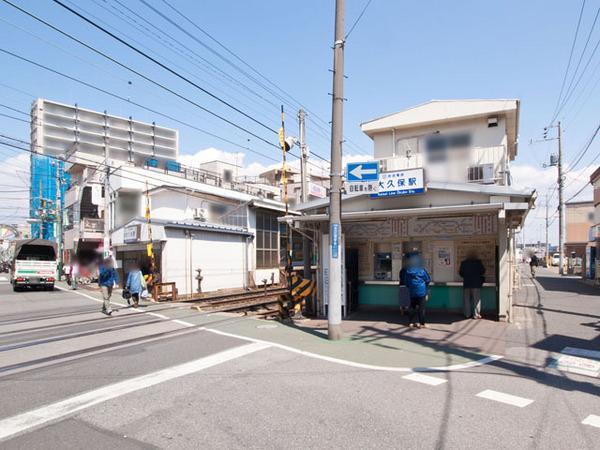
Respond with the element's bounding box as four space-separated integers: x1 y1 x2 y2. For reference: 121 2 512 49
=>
371 116 509 184
162 228 246 295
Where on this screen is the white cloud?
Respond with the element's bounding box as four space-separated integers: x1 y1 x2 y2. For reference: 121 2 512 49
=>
179 147 372 179
178 147 246 168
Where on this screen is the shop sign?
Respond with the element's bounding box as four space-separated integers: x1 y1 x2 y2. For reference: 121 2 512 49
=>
124 224 140 243
371 168 424 198
309 182 327 199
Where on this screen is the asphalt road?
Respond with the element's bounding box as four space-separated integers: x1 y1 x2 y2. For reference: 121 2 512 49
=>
0 268 598 449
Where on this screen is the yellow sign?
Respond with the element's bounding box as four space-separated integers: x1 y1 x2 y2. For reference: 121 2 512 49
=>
146 243 153 257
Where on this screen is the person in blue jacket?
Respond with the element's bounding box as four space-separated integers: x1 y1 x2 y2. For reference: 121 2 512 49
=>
400 252 431 328
98 258 119 316
125 263 146 308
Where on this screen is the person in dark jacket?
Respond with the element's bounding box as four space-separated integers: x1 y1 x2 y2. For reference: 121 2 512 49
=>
459 251 485 319
98 258 119 316
529 254 539 277
401 252 431 328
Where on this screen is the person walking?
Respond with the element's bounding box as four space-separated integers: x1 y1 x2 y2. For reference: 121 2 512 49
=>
402 252 431 329
126 264 146 308
459 251 485 319
70 260 79 290
529 254 539 277
98 258 118 316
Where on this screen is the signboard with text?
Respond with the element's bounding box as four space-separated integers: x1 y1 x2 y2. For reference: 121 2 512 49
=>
370 168 425 198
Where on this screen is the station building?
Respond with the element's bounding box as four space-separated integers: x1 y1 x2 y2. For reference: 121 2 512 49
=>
292 100 534 322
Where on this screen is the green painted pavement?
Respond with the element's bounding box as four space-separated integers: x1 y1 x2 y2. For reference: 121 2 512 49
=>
199 314 493 370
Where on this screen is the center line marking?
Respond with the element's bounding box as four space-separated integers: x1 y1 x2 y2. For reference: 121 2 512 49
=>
0 342 270 442
582 414 600 428
476 389 533 408
402 372 447 386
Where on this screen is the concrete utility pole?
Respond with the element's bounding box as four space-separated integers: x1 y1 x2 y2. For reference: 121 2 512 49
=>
545 191 549 267
327 0 345 340
557 121 565 275
103 111 111 261
298 109 312 309
55 161 63 280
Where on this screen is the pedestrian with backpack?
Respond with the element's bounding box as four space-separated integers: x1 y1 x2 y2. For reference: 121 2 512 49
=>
401 252 431 329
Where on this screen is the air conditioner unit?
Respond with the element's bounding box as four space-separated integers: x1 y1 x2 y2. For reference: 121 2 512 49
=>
193 208 208 221
468 163 495 184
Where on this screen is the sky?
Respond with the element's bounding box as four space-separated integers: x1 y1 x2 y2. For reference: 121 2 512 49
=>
0 0 599 244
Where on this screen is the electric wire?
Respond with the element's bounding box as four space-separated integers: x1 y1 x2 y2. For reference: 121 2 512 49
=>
552 6 600 123
154 0 362 156
2 0 279 151
0 47 282 164
552 0 586 119
345 0 374 40
52 0 278 136
0 48 327 173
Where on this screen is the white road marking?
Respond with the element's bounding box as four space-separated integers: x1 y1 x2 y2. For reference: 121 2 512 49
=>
549 354 600 378
171 319 194 327
0 342 270 442
56 286 193 330
562 347 600 360
203 327 503 372
476 389 533 408
402 372 447 386
523 283 535 287
60 287 503 373
582 414 600 428
147 312 169 320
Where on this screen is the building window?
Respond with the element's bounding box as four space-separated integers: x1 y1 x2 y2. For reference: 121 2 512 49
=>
256 210 279 268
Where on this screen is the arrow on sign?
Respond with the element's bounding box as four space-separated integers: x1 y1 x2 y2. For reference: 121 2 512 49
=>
349 164 377 180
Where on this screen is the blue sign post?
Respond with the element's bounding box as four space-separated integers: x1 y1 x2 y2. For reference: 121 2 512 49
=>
346 161 379 182
331 223 339 259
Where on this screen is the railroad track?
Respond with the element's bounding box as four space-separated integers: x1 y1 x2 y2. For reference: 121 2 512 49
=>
186 287 289 314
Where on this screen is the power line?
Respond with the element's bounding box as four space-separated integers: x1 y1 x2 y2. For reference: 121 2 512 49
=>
2 1 278 151
0 47 281 164
107 0 280 111
0 102 28 116
552 0 586 118
345 0 374 39
0 112 28 123
565 121 600 172
552 7 600 123
52 0 278 136
153 0 361 156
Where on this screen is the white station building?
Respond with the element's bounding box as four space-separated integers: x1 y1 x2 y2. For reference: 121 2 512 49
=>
290 99 535 322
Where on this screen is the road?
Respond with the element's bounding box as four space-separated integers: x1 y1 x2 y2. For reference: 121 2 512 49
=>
0 268 598 449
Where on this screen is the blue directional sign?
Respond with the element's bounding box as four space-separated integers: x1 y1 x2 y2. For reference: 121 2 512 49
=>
346 161 379 182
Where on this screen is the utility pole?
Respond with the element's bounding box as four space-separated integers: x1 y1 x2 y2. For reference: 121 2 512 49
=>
545 191 549 267
327 0 345 340
103 111 111 261
557 121 565 275
298 108 312 312
55 160 63 280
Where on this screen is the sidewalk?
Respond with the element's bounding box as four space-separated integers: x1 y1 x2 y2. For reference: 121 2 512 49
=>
192 310 507 371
